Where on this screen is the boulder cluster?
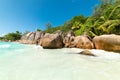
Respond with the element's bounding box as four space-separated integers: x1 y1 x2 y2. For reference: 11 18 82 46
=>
19 30 120 52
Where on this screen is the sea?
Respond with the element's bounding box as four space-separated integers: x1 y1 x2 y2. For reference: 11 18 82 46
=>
0 42 120 80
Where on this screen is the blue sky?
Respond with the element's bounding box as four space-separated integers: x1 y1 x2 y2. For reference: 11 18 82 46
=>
0 0 100 35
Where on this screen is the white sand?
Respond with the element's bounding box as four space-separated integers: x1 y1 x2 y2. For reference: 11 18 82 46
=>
0 44 120 80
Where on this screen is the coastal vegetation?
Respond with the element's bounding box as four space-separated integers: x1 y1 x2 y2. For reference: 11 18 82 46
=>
44 0 120 37
1 0 120 41
0 31 22 41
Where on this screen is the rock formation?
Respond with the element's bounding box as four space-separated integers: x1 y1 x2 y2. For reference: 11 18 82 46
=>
19 31 44 44
63 30 75 48
19 30 120 53
73 36 94 49
40 33 64 49
93 34 120 52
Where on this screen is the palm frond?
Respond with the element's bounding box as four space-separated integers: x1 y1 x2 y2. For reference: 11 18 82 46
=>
108 5 120 19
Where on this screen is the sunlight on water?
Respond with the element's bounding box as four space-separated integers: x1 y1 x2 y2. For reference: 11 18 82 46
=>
0 42 120 80
0 44 11 48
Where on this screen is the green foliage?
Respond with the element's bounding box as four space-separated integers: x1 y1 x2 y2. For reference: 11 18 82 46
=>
80 0 120 37
36 28 41 32
43 15 87 34
0 37 3 40
43 0 120 36
44 21 72 33
46 22 52 29
44 22 53 33
3 31 22 41
74 0 120 37
72 21 82 30
91 0 120 35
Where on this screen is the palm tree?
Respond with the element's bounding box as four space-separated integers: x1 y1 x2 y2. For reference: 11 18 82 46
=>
90 1 120 35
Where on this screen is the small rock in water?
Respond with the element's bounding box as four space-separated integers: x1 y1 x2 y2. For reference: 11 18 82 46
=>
79 50 96 56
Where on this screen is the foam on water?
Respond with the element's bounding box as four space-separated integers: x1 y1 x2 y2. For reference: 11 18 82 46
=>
0 44 11 48
0 42 120 80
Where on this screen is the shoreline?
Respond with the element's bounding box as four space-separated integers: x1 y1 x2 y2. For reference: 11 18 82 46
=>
19 31 120 53
0 41 120 58
1 30 120 53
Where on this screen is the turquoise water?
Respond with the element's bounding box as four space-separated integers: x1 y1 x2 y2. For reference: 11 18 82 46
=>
0 42 24 52
0 42 120 80
0 42 30 57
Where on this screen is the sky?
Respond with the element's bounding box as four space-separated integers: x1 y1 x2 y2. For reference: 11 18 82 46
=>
0 0 100 36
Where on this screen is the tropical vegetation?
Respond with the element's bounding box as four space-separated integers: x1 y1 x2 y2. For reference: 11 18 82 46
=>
0 31 22 41
1 0 120 41
44 0 120 37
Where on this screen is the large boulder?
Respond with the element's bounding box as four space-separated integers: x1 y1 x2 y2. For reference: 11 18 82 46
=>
73 36 94 49
63 36 75 48
93 34 120 52
63 30 75 48
21 32 33 40
28 32 35 41
34 31 44 41
20 32 33 44
63 34 94 49
19 31 44 44
40 33 64 49
55 30 64 35
26 32 36 44
55 30 65 40
20 32 36 44
35 31 45 45
66 30 75 37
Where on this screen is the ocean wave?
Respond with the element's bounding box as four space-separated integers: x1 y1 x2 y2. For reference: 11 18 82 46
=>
0 44 11 48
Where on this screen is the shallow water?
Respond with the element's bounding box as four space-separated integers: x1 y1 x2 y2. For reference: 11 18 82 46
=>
0 42 120 80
